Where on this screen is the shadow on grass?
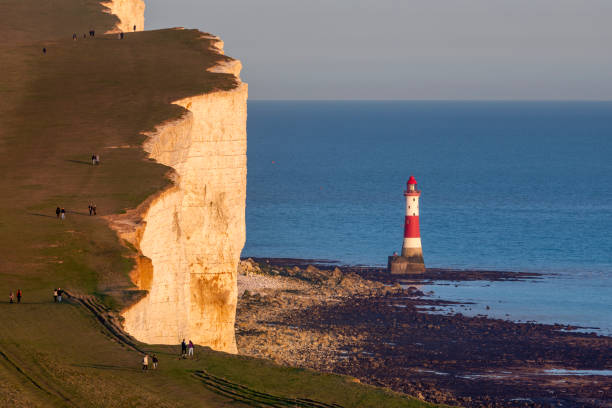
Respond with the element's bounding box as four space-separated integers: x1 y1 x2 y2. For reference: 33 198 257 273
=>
27 212 57 218
66 159 93 166
28 211 92 218
68 210 92 216
72 363 136 372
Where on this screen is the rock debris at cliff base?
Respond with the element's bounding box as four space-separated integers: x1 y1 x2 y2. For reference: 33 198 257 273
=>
236 259 612 408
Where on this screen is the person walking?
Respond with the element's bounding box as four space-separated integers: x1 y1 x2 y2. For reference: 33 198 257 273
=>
88 204 93 216
152 354 158 369
92 204 97 215
91 154 96 165
16 289 22 303
9 292 14 304
188 340 194 358
56 206 61 218
57 287 63 302
133 24 136 32
142 354 149 370
60 208 66 220
181 339 187 358
53 288 58 303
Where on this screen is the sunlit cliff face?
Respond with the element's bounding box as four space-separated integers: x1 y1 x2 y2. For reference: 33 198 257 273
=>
102 0 145 33
100 1 247 353
122 76 247 353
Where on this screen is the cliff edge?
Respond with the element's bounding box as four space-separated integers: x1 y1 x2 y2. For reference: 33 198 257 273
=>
107 26 247 353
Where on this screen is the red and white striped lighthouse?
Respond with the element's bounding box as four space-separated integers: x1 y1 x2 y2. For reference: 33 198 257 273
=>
402 175 423 261
388 176 425 274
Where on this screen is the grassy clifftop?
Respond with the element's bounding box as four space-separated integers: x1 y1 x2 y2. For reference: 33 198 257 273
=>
0 1 443 406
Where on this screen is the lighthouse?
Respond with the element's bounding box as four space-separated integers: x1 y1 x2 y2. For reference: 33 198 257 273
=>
388 176 426 274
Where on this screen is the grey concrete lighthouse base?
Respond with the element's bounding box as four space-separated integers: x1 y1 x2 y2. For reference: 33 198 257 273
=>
388 254 426 275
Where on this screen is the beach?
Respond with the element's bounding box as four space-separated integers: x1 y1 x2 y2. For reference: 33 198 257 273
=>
237 259 612 407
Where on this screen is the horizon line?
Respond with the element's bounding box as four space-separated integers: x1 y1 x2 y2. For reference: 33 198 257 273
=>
248 98 612 102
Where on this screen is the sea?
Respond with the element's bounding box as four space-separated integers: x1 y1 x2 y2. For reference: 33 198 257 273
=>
243 101 612 335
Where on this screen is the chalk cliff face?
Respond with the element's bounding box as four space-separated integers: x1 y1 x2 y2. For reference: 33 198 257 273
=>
114 40 247 353
102 0 145 33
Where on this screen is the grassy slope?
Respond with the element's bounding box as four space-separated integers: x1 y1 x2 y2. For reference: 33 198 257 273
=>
0 1 444 406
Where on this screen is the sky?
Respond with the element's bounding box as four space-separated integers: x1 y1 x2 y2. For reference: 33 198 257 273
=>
145 1 612 100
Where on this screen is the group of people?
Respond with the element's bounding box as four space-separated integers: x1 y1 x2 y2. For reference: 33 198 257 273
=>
53 287 65 303
54 204 99 218
141 353 158 370
91 154 100 165
8 289 22 304
70 30 95 41
56 206 66 220
181 339 195 358
8 288 67 304
139 339 196 371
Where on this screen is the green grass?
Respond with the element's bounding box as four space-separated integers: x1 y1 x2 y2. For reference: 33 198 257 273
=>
0 1 446 406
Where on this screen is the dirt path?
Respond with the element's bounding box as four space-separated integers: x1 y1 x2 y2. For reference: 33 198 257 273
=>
0 347 76 407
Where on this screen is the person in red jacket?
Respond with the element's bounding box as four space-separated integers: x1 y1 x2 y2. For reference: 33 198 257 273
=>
16 289 22 303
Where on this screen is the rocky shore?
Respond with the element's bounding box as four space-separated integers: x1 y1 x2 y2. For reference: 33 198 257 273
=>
236 259 612 408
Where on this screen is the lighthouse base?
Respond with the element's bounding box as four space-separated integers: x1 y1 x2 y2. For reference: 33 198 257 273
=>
388 255 425 275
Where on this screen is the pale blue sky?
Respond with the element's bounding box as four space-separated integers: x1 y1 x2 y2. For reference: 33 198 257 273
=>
145 1 612 100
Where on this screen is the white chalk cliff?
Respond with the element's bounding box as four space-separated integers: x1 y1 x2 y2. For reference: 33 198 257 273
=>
123 82 247 353
102 0 145 33
103 2 247 354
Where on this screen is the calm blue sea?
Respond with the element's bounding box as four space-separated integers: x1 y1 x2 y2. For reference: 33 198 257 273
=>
243 101 612 333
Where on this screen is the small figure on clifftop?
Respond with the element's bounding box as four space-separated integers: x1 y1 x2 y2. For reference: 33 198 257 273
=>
88 204 93 216
142 354 149 370
188 340 194 358
60 208 66 220
56 206 61 218
57 287 63 302
42 48 46 55
72 33 77 41
133 25 136 32
181 339 187 358
152 354 158 369
16 289 22 303
53 288 58 303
